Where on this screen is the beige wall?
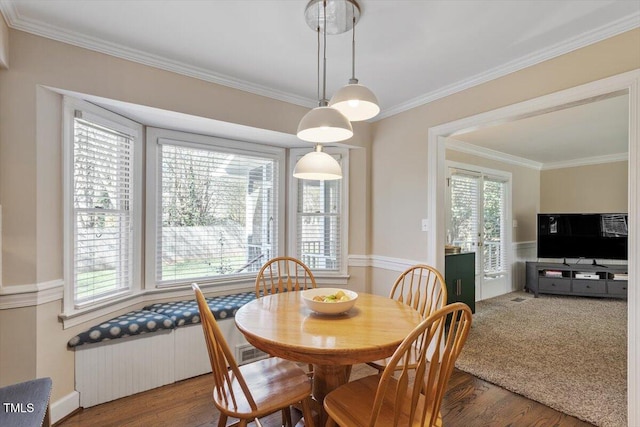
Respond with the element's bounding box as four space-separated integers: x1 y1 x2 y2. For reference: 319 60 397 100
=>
370 29 639 291
0 29 372 400
541 161 628 213
446 150 541 242
0 306 37 386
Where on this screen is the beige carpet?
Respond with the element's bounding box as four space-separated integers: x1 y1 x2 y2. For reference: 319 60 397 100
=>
455 291 627 427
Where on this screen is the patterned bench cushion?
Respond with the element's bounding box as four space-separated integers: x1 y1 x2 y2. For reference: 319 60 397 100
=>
67 310 174 348
68 291 256 348
143 291 256 326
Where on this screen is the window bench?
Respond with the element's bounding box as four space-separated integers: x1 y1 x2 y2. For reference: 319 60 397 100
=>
67 291 257 407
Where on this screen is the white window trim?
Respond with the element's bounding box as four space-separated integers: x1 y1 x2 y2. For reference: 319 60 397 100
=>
288 147 350 278
145 127 286 290
61 97 144 317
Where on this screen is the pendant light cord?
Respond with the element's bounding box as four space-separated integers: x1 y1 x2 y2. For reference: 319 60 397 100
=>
351 13 356 82
321 0 328 104
316 24 320 103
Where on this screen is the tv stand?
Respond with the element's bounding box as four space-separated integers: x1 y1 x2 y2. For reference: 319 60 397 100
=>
526 261 627 299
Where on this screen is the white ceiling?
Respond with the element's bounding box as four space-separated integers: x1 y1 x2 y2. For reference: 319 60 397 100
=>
1 0 639 165
451 93 630 168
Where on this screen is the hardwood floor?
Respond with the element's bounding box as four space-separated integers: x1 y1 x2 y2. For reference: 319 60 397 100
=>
56 368 593 427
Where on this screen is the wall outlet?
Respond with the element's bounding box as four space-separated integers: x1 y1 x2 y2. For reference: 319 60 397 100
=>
421 219 429 232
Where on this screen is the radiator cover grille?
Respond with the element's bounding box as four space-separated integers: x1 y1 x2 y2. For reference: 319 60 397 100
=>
236 343 268 364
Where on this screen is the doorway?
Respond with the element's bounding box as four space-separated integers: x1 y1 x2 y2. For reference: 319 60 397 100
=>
426 69 639 425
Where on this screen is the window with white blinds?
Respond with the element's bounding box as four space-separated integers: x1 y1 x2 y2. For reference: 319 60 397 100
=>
292 149 346 273
155 139 279 285
483 176 507 276
448 167 508 277
448 171 480 254
296 179 341 270
71 115 136 304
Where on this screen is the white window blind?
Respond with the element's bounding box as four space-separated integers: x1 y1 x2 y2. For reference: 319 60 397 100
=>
449 171 480 254
156 141 278 284
483 176 507 276
296 178 342 271
73 116 134 304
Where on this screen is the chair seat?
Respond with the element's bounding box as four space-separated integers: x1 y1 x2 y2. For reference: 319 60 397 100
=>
213 356 312 419
324 375 442 427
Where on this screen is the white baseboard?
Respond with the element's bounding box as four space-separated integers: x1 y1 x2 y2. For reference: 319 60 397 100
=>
50 390 79 424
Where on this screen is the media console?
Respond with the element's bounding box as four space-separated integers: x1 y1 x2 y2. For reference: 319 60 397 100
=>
526 261 628 299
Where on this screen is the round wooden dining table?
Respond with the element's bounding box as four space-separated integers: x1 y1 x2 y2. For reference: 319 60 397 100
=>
234 291 422 423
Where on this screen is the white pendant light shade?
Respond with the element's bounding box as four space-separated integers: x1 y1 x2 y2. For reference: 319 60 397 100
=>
293 145 343 180
329 82 380 121
297 106 353 143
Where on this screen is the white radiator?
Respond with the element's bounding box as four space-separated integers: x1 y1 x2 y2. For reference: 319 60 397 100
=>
75 318 251 408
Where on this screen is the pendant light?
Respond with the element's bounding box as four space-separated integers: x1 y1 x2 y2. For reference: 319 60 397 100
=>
297 1 352 143
295 0 348 180
293 144 343 180
329 8 379 121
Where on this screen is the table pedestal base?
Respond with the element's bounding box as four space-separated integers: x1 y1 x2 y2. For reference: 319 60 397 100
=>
310 364 352 426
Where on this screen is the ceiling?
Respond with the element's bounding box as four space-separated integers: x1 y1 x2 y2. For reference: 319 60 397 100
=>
451 93 630 168
1 0 639 165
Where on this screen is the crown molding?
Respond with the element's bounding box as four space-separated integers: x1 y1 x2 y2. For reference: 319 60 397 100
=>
377 12 640 120
1 1 637 119
541 152 628 170
446 138 629 171
446 138 543 170
0 1 315 109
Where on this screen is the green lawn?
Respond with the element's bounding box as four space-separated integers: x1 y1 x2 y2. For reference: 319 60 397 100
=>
76 258 246 300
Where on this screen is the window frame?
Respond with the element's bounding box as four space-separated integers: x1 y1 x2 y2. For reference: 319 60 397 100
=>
288 147 350 277
62 97 144 316
145 127 286 290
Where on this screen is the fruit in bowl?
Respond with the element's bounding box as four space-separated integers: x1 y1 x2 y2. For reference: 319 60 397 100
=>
301 288 358 315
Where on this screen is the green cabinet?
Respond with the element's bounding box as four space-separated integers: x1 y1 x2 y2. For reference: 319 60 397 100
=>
445 252 475 313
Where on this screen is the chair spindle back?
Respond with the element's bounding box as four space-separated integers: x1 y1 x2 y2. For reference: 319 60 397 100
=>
255 256 316 298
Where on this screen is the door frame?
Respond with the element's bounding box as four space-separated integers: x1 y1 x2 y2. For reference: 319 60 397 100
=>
426 69 639 425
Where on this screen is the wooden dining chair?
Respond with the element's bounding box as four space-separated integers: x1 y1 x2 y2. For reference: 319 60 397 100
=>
367 264 448 373
192 284 315 427
255 256 317 378
324 302 472 427
255 256 317 298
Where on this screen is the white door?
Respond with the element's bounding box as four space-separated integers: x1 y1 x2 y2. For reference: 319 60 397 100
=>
446 163 512 300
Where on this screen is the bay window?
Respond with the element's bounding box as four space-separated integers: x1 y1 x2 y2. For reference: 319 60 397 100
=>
63 100 348 318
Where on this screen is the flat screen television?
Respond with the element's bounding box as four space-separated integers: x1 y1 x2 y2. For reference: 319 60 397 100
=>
537 213 628 261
